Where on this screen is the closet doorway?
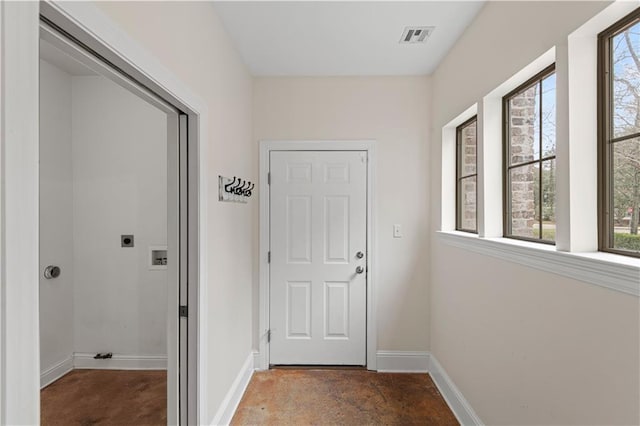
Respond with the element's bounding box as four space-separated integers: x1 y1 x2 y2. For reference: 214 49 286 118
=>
38 19 190 424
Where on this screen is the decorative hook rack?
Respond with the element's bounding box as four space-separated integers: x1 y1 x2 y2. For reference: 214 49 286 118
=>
219 175 254 203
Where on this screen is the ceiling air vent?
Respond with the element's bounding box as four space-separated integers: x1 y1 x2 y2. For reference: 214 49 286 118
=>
399 26 434 44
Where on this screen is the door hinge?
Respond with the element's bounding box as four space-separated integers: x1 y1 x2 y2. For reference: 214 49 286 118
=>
267 172 271 185
267 329 271 343
267 251 271 263
179 305 188 318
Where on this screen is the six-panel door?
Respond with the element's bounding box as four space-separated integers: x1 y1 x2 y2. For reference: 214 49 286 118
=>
269 151 367 365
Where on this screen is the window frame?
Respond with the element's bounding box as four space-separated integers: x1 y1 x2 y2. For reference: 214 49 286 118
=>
502 63 557 245
456 115 478 233
598 7 640 259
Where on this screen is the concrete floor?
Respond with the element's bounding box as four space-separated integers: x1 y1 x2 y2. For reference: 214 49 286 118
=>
41 369 166 425
41 368 458 425
232 369 459 425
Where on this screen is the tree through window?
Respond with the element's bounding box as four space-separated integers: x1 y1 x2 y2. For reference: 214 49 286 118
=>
599 8 640 257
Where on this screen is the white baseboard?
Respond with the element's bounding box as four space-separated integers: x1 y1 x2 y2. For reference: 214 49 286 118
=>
41 355 74 389
376 351 430 373
73 353 167 370
252 350 261 370
210 352 255 426
429 354 483 426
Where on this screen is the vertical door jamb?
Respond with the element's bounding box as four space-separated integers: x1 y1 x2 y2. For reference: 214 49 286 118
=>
0 2 40 424
178 114 190 425
186 113 201 426
167 111 180 425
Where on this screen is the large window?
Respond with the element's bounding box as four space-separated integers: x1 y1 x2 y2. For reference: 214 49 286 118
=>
456 116 477 233
599 8 640 258
503 65 556 243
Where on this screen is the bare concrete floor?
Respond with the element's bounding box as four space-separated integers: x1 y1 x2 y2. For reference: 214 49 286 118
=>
41 369 166 426
232 369 459 425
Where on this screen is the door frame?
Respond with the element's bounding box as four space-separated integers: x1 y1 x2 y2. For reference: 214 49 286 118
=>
1 2 208 424
258 140 378 371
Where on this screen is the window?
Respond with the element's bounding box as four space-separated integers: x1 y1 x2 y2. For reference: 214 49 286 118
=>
599 8 640 258
456 116 478 233
503 65 556 243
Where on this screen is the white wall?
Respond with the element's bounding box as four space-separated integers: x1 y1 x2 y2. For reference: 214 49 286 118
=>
93 3 254 422
71 75 168 358
253 76 431 352
430 2 640 424
39 59 74 377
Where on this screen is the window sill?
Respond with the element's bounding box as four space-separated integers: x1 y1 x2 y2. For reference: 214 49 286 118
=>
436 231 640 297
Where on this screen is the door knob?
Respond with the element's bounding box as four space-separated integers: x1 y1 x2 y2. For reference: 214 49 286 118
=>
356 266 364 274
44 265 61 279
356 251 364 259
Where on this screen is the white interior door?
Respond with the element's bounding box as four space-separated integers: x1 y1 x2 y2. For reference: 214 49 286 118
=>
269 150 367 365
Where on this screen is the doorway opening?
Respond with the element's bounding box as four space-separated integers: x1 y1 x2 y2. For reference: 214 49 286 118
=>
2 3 204 423
37 17 193 424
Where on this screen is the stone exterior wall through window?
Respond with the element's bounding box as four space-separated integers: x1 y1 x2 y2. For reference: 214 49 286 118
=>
460 122 477 231
508 86 537 237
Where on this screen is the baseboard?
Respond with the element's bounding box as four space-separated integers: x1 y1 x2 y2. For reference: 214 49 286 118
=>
41 355 74 389
210 352 255 426
429 354 484 426
73 353 167 370
252 350 261 370
376 351 430 373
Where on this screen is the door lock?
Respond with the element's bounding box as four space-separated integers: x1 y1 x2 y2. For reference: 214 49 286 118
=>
356 251 364 259
355 266 364 274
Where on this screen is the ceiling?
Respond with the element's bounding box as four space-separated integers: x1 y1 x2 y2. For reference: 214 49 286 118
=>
212 1 485 76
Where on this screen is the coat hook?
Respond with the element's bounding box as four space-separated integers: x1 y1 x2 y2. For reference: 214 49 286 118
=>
237 180 246 195
245 182 255 197
234 179 246 195
224 176 237 193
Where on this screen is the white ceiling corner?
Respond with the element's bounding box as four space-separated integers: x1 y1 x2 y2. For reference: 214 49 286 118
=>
212 1 485 76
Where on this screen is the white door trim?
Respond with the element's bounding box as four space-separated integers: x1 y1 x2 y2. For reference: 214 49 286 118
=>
1 2 208 424
0 3 41 423
258 140 377 371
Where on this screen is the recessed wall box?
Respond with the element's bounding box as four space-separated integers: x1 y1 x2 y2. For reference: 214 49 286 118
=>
149 245 168 270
